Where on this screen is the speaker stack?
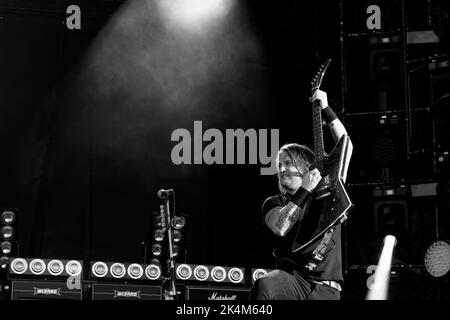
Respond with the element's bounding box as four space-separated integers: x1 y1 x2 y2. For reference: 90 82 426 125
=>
8 257 84 300
89 260 163 300
4 257 277 300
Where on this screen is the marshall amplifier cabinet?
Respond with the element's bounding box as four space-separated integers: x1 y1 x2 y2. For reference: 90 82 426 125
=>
91 283 162 300
11 280 82 300
185 285 250 301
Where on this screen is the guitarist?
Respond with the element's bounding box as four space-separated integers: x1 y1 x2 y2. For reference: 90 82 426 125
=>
250 90 353 300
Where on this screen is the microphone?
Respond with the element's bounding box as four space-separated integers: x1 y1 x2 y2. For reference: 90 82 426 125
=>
157 189 174 199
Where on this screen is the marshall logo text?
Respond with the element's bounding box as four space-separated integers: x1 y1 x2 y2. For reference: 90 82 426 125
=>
208 292 238 300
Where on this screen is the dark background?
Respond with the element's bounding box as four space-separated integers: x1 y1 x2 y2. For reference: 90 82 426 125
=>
1 0 450 299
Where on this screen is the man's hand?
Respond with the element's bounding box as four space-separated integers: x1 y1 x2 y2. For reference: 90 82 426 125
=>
311 89 328 110
301 168 322 192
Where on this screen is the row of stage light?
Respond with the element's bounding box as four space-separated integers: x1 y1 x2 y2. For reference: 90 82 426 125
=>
175 264 273 284
9 258 162 281
8 257 272 285
91 261 161 280
10 258 82 277
175 263 244 284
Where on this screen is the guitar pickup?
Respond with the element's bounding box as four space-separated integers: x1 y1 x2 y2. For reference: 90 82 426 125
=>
316 191 331 199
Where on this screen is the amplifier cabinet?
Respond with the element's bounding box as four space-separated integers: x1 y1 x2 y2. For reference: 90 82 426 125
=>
11 280 82 300
92 283 162 300
185 285 250 301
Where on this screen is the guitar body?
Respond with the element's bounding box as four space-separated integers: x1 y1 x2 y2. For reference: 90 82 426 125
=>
291 134 353 252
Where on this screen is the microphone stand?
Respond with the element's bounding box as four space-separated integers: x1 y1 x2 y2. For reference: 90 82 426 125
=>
163 195 178 300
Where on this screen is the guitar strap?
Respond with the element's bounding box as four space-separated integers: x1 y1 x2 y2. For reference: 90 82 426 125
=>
304 227 335 271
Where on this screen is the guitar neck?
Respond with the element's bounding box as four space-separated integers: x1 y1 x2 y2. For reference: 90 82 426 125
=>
312 100 325 163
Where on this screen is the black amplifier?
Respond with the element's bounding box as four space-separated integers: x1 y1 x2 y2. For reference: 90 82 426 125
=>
91 283 162 300
185 285 250 301
11 280 82 300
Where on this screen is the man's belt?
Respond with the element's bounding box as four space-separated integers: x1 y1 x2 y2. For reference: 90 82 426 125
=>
313 280 342 292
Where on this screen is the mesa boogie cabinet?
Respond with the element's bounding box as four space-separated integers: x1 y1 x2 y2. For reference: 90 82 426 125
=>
91 283 162 300
11 280 82 300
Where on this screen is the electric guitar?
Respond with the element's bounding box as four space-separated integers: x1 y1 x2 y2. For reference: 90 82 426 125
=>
291 59 353 252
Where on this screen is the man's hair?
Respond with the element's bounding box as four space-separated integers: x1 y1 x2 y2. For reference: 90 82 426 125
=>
276 143 315 194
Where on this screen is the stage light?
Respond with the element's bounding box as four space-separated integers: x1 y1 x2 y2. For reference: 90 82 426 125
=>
154 229 165 242
0 226 14 240
152 243 162 257
176 264 192 280
424 241 450 277
127 263 144 279
156 0 234 32
175 263 246 284
170 216 186 261
0 208 18 272
366 235 397 300
9 258 84 280
172 244 180 258
0 256 9 269
172 230 182 243
0 211 15 225
228 267 244 284
65 260 83 276
10 258 27 274
90 261 162 282
145 258 162 280
154 217 166 229
92 261 108 278
29 259 46 275
110 263 126 279
252 269 268 283
211 266 226 282
47 260 64 276
171 216 185 230
193 265 209 281
0 241 11 255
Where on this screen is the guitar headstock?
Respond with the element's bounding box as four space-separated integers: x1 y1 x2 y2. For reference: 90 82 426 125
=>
311 59 331 93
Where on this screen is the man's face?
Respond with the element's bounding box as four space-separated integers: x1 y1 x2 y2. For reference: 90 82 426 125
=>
278 151 302 193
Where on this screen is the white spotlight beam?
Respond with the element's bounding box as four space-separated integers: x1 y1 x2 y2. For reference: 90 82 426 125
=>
366 235 397 300
157 0 234 33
